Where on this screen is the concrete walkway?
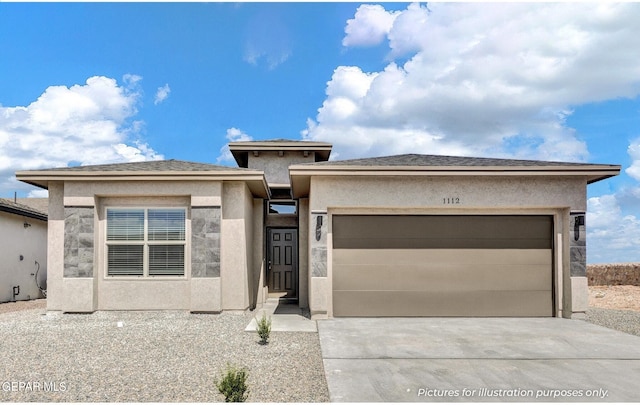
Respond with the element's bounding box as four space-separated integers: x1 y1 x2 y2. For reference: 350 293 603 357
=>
245 298 317 332
318 318 640 402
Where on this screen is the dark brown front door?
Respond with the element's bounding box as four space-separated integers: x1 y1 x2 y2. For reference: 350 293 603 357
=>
268 228 298 299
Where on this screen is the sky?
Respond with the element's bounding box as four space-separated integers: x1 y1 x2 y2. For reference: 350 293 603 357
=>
1 2 640 263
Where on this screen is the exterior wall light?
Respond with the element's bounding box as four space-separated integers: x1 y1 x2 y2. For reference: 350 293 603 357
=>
574 214 585 241
316 215 323 241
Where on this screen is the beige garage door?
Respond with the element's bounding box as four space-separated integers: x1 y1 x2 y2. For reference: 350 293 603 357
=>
332 215 553 317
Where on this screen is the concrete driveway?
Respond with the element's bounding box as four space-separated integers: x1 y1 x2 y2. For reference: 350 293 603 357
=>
317 318 640 402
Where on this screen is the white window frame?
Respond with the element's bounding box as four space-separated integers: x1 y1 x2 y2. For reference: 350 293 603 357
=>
105 207 187 278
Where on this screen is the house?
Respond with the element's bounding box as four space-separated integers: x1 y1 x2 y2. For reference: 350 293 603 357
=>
0 198 48 303
15 140 620 318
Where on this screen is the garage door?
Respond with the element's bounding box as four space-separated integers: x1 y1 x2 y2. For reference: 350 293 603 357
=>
332 215 553 317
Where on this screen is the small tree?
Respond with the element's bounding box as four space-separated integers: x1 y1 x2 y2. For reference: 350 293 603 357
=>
256 313 272 345
216 364 249 402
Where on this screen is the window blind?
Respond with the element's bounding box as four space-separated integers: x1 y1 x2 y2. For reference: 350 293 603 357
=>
107 245 144 276
149 245 185 276
148 209 185 241
107 210 144 241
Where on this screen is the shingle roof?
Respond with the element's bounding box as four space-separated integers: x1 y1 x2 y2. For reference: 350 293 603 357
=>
304 153 609 168
16 198 49 216
15 159 270 198
32 159 254 173
0 198 47 221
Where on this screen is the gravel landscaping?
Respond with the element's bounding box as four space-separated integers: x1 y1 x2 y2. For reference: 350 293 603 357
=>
586 307 640 337
2 288 639 403
0 304 329 402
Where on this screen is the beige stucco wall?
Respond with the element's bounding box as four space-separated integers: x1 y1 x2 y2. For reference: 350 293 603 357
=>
306 175 589 319
298 198 309 309
247 151 316 187
0 211 47 303
252 199 266 308
309 176 587 211
221 181 254 310
46 179 258 312
46 181 64 311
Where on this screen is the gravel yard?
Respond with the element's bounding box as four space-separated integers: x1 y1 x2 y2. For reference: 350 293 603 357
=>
0 302 329 403
2 285 639 402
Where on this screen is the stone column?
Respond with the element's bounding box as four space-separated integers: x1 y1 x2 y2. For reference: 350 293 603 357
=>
62 206 96 312
569 211 588 318
309 211 328 318
190 206 222 312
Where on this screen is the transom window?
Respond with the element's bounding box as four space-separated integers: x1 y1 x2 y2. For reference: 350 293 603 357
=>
268 200 297 215
106 208 186 277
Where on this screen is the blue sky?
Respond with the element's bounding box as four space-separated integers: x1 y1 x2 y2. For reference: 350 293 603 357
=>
1 2 640 263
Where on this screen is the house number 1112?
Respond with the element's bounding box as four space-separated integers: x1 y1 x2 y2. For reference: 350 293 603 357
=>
443 197 460 204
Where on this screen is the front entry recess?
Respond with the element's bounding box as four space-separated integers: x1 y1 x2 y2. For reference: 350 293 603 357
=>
268 228 298 299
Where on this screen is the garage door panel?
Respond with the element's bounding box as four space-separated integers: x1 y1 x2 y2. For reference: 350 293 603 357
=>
333 249 552 266
333 237 551 249
333 215 552 249
334 263 551 292
333 290 553 317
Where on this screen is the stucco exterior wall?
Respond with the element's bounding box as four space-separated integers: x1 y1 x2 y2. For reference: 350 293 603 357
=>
247 151 316 187
298 198 309 309
306 175 589 319
220 181 254 311
252 199 266 308
309 176 587 211
45 179 260 312
46 182 65 311
0 211 47 303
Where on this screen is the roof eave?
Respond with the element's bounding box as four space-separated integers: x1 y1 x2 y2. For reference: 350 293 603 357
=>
228 142 333 163
15 170 271 199
289 165 621 198
0 205 47 221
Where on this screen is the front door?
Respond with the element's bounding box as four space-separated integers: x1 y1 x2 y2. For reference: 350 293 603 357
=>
267 228 298 299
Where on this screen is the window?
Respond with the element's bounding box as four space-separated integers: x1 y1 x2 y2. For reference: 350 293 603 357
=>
268 201 297 215
106 208 186 277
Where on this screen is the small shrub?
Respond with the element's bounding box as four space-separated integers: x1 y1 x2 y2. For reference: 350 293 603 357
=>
216 364 249 402
256 313 272 345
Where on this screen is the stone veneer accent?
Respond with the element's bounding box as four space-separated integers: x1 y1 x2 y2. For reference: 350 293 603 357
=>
311 213 327 277
64 207 94 277
570 212 586 277
191 207 221 277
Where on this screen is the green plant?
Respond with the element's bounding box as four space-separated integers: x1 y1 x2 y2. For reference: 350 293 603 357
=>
216 364 249 402
255 312 272 345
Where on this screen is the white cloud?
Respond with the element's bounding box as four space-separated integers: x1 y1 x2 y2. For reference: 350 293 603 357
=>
343 4 400 47
154 84 171 105
0 75 163 196
27 189 49 198
625 139 640 181
304 3 640 162
587 193 640 263
217 127 254 164
587 139 640 263
243 10 292 70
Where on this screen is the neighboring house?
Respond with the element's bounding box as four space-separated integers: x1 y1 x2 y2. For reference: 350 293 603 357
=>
15 140 620 318
0 198 48 303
